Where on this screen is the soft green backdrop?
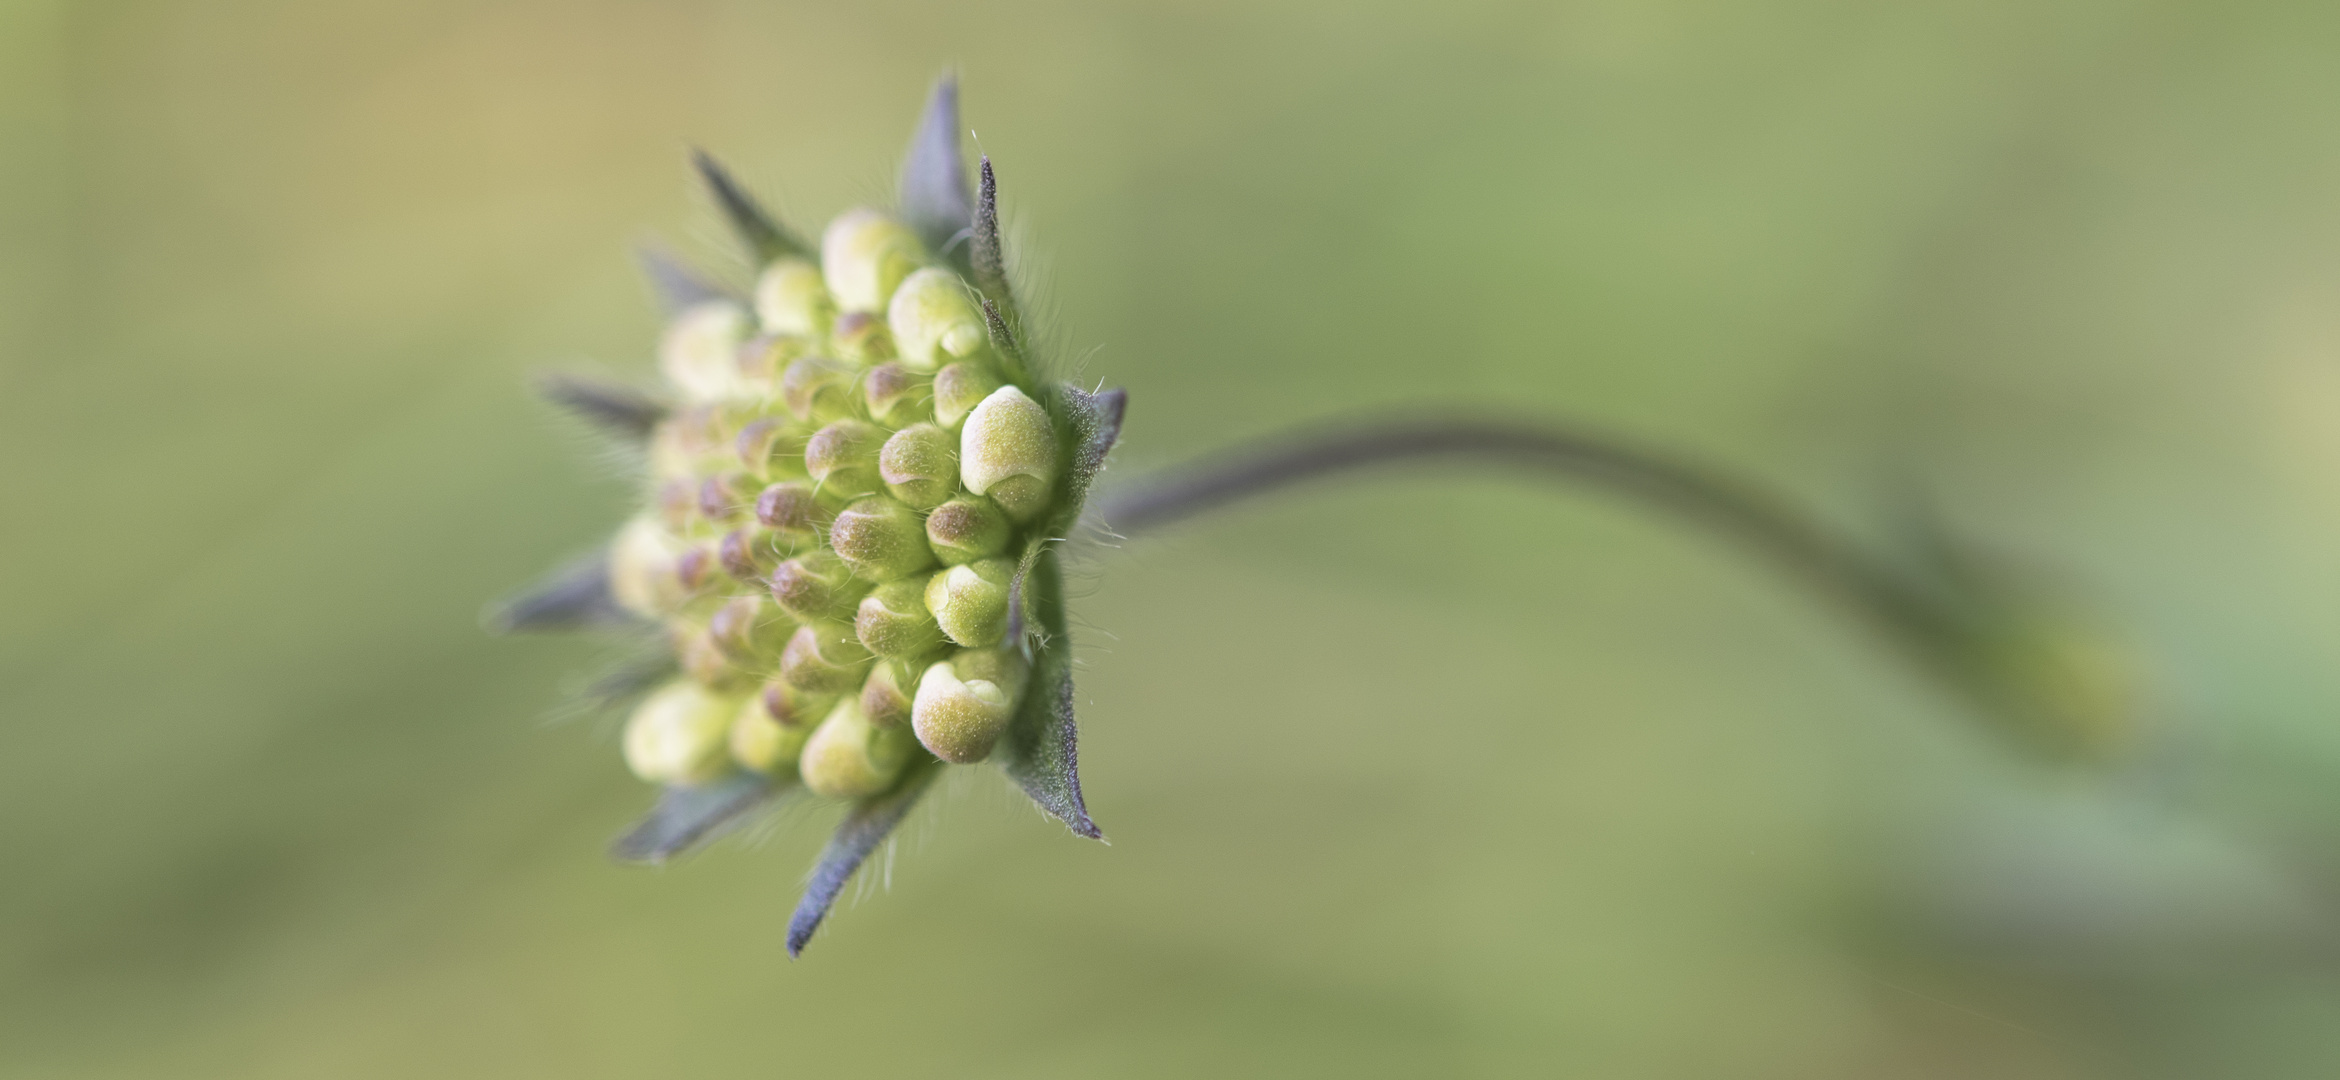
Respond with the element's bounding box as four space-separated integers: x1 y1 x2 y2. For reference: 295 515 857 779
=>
6 1 2340 1076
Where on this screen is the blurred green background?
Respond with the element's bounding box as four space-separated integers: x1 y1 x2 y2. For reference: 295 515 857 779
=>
7 0 2340 1075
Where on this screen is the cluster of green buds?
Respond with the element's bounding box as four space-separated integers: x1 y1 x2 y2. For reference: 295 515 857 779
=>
499 79 1124 956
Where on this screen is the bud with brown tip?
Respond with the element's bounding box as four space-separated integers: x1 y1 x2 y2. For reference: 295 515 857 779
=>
798 696 916 799
829 496 939 582
862 362 928 427
779 619 876 694
923 495 1012 565
780 355 861 424
805 419 887 498
768 549 869 623
879 423 958 510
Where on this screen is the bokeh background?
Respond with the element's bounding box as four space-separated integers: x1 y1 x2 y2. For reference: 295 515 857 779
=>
7 0 2340 1076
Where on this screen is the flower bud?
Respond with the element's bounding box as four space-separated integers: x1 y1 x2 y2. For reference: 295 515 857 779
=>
862 362 929 427
855 576 945 658
735 417 811 480
761 678 837 729
960 386 1060 522
729 691 814 774
754 257 831 337
674 622 752 690
911 653 1019 763
804 419 886 498
832 311 895 364
717 527 790 582
879 423 958 510
859 661 915 728
695 472 757 525
654 477 699 533
798 696 915 799
931 361 1003 430
768 549 869 622
610 517 691 617
624 680 742 785
924 558 1013 648
923 496 1012 565
779 619 875 694
754 480 835 539
886 267 987 371
736 333 809 395
829 496 938 582
708 593 793 666
658 301 750 401
781 355 860 423
820 208 924 313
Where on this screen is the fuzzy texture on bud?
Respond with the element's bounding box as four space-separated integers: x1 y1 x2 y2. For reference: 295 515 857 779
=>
931 361 1002 430
769 550 869 623
886 266 988 370
708 594 793 665
922 496 1012 565
829 496 938 582
878 423 958 510
659 301 750 400
911 653 1018 763
859 661 916 728
624 680 742 784
779 619 876 694
959 385 1060 522
798 696 913 799
754 258 831 337
924 558 1013 648
855 576 945 658
820 210 923 314
730 691 814 774
754 480 832 538
804 419 886 498
782 356 863 425
861 362 927 427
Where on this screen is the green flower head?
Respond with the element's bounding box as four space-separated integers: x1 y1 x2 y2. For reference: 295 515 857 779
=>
498 77 1124 957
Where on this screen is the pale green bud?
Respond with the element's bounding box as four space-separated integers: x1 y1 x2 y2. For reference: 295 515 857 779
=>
610 517 691 618
862 362 929 428
923 557 1013 648
829 496 938 582
760 678 837 729
674 622 753 691
754 257 831 337
735 417 812 480
781 355 861 424
959 385 1060 522
708 593 794 666
886 266 988 371
729 690 814 774
624 680 741 785
820 209 924 314
910 651 1023 764
923 495 1012 566
779 619 875 694
736 333 810 395
805 419 887 498
659 300 750 401
768 549 869 623
855 576 945 659
695 471 757 526
754 479 836 540
831 311 895 364
931 360 1003 430
717 526 792 582
858 661 915 729
798 696 915 799
879 423 958 510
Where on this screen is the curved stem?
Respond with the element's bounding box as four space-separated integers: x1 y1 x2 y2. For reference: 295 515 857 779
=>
1091 414 1972 689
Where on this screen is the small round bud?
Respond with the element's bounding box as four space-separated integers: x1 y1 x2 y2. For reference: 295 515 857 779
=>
879 423 959 510
735 418 811 480
780 355 860 423
708 594 793 666
886 267 987 371
658 301 750 401
832 311 895 364
924 558 1014 648
754 257 831 336
674 623 752 691
654 477 698 533
923 496 1012 566
804 419 886 498
960 385 1061 522
911 654 1018 763
754 480 835 539
761 678 837 729
820 209 925 313
718 527 787 582
624 680 742 785
931 361 1003 430
855 577 945 658
862 362 929 427
729 691 814 774
830 496 938 582
859 662 915 728
736 333 810 394
798 696 915 799
779 619 875 694
610 517 691 617
768 549 869 623
695 472 757 525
